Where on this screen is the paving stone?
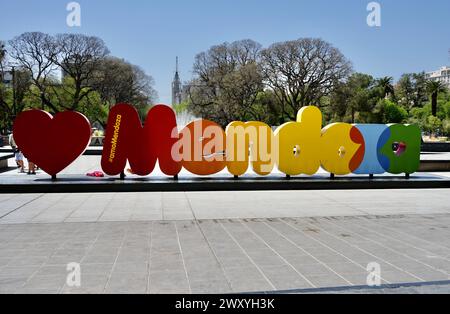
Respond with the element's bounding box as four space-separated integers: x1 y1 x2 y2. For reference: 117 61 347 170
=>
305 273 351 288
34 265 68 277
148 270 190 293
223 266 274 293
22 275 66 290
83 255 118 264
61 275 109 294
0 277 28 293
80 263 114 276
380 271 423 284
15 287 61 294
290 262 339 277
260 265 314 290
190 279 232 294
112 262 149 274
105 273 148 294
0 266 40 279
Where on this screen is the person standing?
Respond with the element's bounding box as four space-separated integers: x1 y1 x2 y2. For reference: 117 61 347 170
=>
27 160 36 175
9 133 25 173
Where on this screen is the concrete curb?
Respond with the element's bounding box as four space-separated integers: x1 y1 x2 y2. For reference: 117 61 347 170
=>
1 175 449 194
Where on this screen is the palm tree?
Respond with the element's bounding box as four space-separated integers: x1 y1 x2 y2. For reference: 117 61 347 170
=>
426 80 447 117
376 76 395 99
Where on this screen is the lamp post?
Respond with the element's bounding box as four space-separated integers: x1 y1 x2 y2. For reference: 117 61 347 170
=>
8 62 20 128
11 66 17 118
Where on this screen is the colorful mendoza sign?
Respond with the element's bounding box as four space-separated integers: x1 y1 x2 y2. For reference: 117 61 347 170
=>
13 103 422 178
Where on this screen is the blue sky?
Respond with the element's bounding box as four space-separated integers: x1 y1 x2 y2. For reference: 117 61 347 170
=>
1 0 449 104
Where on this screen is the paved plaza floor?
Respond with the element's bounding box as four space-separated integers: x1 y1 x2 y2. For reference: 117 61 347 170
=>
0 214 449 294
1 189 450 223
0 156 449 294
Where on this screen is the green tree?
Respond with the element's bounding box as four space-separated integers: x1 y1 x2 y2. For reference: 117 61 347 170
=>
90 57 157 123
329 73 382 123
8 32 59 112
8 32 110 113
187 39 264 126
396 74 413 110
374 99 408 123
6 32 157 128
51 33 110 111
0 67 33 131
247 90 284 125
442 118 450 137
396 73 428 112
328 81 351 121
347 73 374 123
376 76 395 99
261 38 352 121
173 100 189 115
411 73 428 107
425 116 443 136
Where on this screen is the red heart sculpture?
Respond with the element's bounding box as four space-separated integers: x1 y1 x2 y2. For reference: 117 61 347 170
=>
13 110 91 176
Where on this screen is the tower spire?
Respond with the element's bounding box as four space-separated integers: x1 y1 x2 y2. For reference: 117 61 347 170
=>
172 57 182 106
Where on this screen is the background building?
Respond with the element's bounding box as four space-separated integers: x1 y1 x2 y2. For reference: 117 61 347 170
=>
1 68 32 88
426 66 450 88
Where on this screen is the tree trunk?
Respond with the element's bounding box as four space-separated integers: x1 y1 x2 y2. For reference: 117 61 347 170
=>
40 94 59 114
431 93 438 117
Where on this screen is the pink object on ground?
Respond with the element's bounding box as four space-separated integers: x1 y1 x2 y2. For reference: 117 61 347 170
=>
87 171 105 178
